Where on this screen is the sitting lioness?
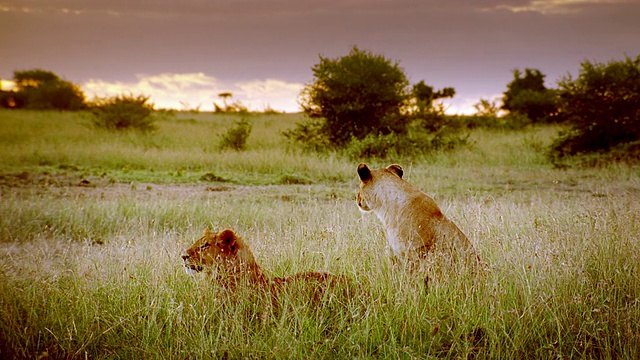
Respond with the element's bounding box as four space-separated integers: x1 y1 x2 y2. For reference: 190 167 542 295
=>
356 163 480 269
182 228 351 295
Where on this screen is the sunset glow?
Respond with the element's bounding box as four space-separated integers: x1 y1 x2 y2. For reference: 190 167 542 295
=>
0 79 16 91
82 73 304 113
1 0 637 116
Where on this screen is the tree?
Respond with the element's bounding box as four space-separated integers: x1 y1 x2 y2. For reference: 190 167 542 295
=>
550 55 640 157
218 92 232 108
411 80 455 114
12 69 86 110
410 80 456 132
14 69 60 89
214 92 248 113
502 68 557 123
298 46 410 146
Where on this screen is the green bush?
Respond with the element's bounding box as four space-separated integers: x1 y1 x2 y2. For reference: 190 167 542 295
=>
456 113 532 130
550 55 640 158
502 68 558 123
282 118 331 152
410 105 470 150
345 121 469 160
298 46 410 146
219 118 253 151
90 94 156 132
345 133 403 159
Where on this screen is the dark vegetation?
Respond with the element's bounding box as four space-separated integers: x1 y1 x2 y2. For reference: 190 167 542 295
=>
2 53 639 163
285 46 466 158
90 94 157 133
295 46 411 146
501 68 558 124
1 69 85 110
218 118 253 151
551 55 640 159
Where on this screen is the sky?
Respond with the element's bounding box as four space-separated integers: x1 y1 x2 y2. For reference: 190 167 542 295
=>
1 0 639 114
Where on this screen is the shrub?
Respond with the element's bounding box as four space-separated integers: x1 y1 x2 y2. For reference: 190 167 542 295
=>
345 133 403 159
550 55 640 158
298 46 410 146
90 94 156 132
345 120 469 160
282 118 331 152
411 104 470 150
458 113 532 130
502 68 558 123
214 101 248 114
219 118 253 151
473 98 501 117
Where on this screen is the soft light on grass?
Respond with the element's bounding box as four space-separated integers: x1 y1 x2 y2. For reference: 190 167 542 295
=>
1 109 639 358
2 179 639 358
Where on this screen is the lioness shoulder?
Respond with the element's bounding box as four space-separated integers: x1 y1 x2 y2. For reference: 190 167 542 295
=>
356 163 479 266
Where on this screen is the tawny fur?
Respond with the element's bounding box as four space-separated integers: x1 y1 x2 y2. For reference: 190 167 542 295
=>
182 229 348 293
357 163 480 266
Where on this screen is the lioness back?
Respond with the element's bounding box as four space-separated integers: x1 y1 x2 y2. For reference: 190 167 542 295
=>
182 228 358 321
356 163 479 265
182 229 355 296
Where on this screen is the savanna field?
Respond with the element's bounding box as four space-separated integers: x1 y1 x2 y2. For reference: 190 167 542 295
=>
1 110 639 359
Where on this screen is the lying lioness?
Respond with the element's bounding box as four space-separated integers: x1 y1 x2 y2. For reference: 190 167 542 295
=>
182 229 351 297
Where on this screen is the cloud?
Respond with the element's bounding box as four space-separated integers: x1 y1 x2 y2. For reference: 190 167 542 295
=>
80 71 487 115
82 73 303 112
0 1 531 19
236 79 304 112
482 0 636 14
443 93 507 116
2 0 635 20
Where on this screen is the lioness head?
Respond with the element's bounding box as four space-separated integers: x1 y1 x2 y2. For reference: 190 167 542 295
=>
182 228 248 275
356 163 404 212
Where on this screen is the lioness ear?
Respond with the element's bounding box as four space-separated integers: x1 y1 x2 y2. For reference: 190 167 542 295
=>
217 229 237 251
357 163 372 182
387 164 404 178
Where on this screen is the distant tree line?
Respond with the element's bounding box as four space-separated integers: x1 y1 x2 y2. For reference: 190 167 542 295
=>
1 69 86 110
3 53 639 161
286 48 639 162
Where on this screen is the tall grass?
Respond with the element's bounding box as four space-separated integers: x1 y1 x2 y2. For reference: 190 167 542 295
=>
1 109 639 358
0 110 346 183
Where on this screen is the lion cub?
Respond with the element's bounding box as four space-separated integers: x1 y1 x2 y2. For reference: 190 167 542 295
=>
182 228 349 294
357 163 480 269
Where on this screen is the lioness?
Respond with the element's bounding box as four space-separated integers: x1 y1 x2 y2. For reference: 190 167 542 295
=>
356 163 480 269
182 228 350 295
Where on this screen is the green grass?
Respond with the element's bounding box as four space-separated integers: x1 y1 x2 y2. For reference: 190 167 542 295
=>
0 110 351 184
1 109 639 358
